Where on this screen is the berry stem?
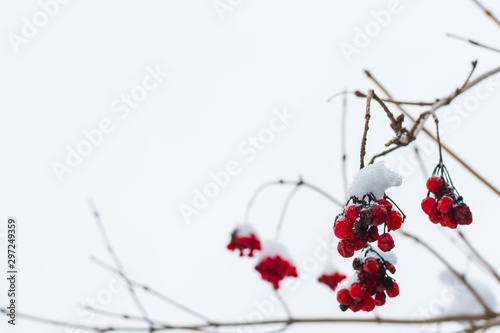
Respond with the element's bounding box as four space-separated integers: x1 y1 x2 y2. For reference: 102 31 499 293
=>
360 89 374 169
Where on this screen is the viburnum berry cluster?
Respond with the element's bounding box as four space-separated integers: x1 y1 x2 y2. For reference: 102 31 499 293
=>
227 224 262 257
255 252 298 290
421 163 473 229
318 267 347 291
336 246 399 312
333 194 405 258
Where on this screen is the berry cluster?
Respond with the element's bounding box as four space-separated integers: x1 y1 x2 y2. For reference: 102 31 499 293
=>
318 271 347 291
333 194 404 257
255 255 298 290
227 225 262 257
421 165 472 228
336 247 399 312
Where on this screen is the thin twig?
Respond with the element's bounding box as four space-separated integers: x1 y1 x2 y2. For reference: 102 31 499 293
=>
360 90 374 169
447 33 500 54
90 256 215 324
341 90 349 198
470 0 500 27
3 307 499 332
81 305 171 328
244 180 296 224
88 199 153 326
364 68 500 197
275 183 303 240
275 291 293 320
413 146 429 179
354 91 434 106
401 231 495 316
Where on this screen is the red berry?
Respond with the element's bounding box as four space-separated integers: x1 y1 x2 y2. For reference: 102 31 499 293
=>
344 205 359 223
363 257 379 275
227 230 262 257
442 213 457 229
354 237 368 250
319 272 346 291
337 239 355 258
426 176 443 194
378 233 395 252
455 203 473 225
367 226 379 242
378 199 393 212
337 288 351 305
421 197 437 215
385 262 396 274
375 292 386 306
386 211 403 230
362 296 376 312
334 217 353 239
386 282 399 298
349 300 363 312
370 204 387 226
255 255 298 290
428 209 442 224
437 196 454 214
349 282 368 300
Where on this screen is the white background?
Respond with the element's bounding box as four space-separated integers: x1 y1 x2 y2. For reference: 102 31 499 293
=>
0 0 500 332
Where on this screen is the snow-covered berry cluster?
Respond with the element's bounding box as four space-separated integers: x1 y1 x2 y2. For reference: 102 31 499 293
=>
227 224 262 257
318 269 347 291
228 228 298 290
336 247 399 312
255 254 298 290
334 195 404 258
421 165 472 228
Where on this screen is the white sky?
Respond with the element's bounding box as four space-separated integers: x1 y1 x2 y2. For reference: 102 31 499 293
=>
1 0 500 332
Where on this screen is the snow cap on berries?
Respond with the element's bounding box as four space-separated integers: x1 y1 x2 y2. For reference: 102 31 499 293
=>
347 162 403 199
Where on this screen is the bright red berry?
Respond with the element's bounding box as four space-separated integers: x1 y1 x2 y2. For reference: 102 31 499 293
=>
363 257 379 275
344 205 359 223
378 233 395 252
334 217 353 239
227 229 262 257
437 196 454 214
337 288 351 305
426 176 443 194
378 199 393 212
362 296 376 312
428 209 442 224
354 237 368 250
386 282 399 298
421 197 437 215
349 282 368 300
370 204 387 226
337 239 355 258
386 211 403 230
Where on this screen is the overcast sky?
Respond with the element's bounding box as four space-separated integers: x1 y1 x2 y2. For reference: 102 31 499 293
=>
1 1 500 332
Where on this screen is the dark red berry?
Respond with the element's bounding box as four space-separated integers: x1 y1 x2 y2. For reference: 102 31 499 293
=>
363 257 379 275
354 237 368 250
386 282 399 298
374 292 386 306
367 226 379 242
337 239 355 258
378 233 395 252
349 300 363 312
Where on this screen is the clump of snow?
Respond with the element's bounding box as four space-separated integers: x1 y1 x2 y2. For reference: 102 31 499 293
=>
347 162 403 199
234 223 256 236
260 240 293 262
362 246 398 265
337 273 359 290
439 271 496 316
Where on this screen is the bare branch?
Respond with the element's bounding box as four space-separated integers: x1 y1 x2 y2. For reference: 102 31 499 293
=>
457 230 500 283
360 90 374 169
447 33 500 54
470 0 500 27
